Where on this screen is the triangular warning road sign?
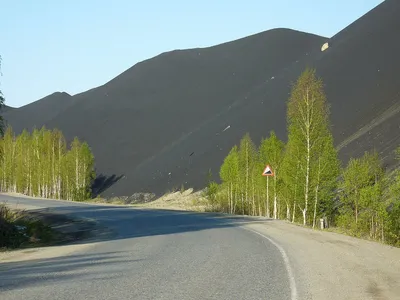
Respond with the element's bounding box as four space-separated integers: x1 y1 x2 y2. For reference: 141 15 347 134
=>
262 164 274 176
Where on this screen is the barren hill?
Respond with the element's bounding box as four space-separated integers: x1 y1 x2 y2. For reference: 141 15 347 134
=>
4 0 400 198
2 105 14 112
3 92 72 133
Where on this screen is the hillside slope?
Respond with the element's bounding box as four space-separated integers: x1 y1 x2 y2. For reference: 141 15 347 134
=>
2 105 14 113
314 0 400 168
3 92 72 133
4 0 400 198
44 28 326 197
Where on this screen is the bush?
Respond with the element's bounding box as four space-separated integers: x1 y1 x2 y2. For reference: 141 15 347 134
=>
0 204 27 248
0 204 55 249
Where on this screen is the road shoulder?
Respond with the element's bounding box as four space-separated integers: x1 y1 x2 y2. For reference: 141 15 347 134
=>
246 220 400 300
0 205 112 264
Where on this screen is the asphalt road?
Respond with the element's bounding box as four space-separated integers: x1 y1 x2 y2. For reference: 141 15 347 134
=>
0 194 295 300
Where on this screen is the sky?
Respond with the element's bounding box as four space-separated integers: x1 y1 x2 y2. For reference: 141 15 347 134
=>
1 0 383 108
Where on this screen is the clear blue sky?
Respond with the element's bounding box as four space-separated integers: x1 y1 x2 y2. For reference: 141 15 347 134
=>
1 0 383 108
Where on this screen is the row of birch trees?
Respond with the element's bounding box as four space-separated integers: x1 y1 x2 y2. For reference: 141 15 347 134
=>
0 55 4 136
209 68 400 246
0 126 95 201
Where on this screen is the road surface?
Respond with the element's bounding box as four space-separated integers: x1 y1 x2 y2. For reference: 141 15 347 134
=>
0 194 297 300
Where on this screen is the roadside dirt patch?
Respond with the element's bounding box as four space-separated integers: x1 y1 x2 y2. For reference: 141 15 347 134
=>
132 188 210 212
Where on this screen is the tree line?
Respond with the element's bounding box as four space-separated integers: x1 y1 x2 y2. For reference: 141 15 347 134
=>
209 68 400 247
0 126 95 201
0 55 5 136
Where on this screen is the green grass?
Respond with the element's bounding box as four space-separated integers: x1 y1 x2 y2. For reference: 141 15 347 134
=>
0 204 56 250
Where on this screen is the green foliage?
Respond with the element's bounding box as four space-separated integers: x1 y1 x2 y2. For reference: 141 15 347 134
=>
314 133 341 226
259 131 284 171
282 67 340 226
0 204 24 248
238 133 258 215
338 151 394 243
0 204 55 249
340 151 383 223
385 150 400 245
259 131 285 218
0 55 5 136
207 67 399 247
0 126 95 201
219 145 239 214
205 181 219 208
395 146 400 161
213 132 286 217
387 201 400 246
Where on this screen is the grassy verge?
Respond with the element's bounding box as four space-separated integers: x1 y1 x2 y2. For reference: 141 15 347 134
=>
0 204 56 250
1 203 102 252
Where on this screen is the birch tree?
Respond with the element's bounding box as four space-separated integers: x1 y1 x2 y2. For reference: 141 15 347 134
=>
284 68 334 225
238 133 257 215
0 126 95 201
281 145 303 222
339 150 385 239
387 147 400 245
259 131 285 219
79 141 95 200
15 130 30 193
0 55 5 136
219 145 239 214
0 127 15 191
311 134 340 228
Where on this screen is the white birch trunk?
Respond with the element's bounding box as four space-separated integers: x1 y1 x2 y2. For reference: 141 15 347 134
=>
245 145 248 213
273 169 278 219
292 201 296 223
313 184 319 229
286 202 290 220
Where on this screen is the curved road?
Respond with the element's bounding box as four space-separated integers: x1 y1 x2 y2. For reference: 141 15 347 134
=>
0 195 296 300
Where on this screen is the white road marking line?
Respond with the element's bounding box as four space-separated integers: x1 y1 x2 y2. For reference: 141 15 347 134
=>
244 227 298 300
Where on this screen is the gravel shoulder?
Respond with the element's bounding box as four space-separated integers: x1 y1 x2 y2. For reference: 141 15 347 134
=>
246 221 400 300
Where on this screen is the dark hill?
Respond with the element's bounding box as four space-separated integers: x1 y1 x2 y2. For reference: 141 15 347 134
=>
302 0 400 168
5 0 400 198
3 92 72 133
42 28 326 197
1 105 14 113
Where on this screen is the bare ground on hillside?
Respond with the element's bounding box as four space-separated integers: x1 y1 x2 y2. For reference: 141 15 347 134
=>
132 188 209 212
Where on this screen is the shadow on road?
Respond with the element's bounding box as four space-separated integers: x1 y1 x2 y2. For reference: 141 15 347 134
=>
33 204 271 244
1 196 272 247
0 251 141 291
0 201 273 293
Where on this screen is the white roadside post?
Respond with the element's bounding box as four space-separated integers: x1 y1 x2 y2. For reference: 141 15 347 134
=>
320 218 325 229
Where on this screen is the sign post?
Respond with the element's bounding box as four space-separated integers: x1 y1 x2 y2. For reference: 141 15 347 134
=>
262 165 274 218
